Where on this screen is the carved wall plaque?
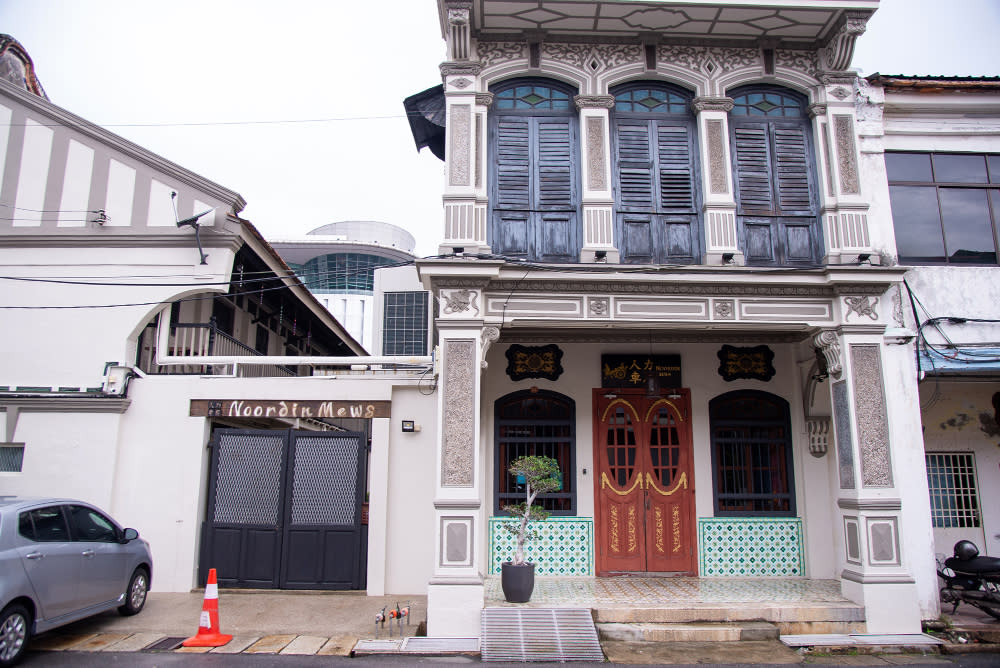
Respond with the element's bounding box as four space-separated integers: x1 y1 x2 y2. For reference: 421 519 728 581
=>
505 344 564 381
717 345 775 382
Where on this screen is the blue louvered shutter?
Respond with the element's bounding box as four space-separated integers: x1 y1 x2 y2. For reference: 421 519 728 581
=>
733 123 774 213
536 118 574 210
656 124 695 211
616 121 656 210
772 123 812 215
495 116 531 210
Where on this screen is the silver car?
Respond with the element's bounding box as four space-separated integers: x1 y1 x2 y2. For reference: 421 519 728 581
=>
0 497 152 666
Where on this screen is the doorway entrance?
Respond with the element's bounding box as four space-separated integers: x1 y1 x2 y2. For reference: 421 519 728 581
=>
593 388 696 575
200 428 367 590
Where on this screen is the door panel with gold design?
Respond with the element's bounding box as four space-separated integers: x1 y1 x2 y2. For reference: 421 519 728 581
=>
593 389 696 575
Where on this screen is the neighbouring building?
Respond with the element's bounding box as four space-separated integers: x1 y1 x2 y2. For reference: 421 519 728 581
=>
270 221 418 352
402 0 998 638
0 39 439 602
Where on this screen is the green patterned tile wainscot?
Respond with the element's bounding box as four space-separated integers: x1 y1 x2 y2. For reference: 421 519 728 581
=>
489 517 594 576
697 517 804 577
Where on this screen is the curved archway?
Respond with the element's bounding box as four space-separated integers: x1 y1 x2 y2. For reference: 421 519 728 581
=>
493 389 576 515
709 389 796 516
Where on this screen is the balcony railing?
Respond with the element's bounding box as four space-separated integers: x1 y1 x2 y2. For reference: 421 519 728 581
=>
137 322 297 377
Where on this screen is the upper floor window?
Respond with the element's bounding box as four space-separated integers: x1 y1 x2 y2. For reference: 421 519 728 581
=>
729 86 820 266
611 82 700 264
886 152 1000 264
489 79 580 262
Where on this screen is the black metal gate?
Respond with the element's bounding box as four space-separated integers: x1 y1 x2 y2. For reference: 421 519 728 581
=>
200 428 367 590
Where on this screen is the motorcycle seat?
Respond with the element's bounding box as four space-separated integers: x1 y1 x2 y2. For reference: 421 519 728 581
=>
945 555 1000 574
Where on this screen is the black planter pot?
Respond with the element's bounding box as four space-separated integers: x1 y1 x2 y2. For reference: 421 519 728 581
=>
501 561 535 603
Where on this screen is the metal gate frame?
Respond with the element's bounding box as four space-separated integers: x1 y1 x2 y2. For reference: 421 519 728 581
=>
199 428 367 590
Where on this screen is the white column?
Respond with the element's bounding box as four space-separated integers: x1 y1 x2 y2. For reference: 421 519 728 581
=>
366 416 390 595
574 95 618 263
691 97 743 265
815 320 923 634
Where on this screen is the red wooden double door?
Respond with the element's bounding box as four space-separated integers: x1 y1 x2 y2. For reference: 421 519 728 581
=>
593 388 696 575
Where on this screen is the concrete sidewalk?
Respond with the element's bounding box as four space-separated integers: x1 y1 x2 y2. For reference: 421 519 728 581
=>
31 590 426 656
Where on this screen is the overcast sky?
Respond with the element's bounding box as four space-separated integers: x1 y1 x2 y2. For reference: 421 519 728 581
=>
2 0 999 257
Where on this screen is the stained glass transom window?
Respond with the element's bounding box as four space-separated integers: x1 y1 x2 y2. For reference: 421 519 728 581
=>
615 88 688 114
731 91 802 117
495 84 571 110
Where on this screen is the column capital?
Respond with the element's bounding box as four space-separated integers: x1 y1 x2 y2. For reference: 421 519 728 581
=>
691 96 734 113
813 330 843 380
808 103 828 119
574 94 615 110
475 92 494 107
440 61 482 79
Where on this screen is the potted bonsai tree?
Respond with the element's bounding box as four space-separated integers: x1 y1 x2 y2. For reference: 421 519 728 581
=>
499 454 561 602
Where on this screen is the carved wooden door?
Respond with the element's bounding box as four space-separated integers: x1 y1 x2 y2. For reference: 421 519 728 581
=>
593 388 696 575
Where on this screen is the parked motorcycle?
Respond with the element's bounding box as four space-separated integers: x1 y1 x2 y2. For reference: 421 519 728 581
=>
937 540 1000 620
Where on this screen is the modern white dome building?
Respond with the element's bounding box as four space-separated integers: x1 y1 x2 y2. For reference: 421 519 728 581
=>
270 221 416 351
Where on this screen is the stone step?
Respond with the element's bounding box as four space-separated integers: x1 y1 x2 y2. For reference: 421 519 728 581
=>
593 603 867 636
598 621 778 642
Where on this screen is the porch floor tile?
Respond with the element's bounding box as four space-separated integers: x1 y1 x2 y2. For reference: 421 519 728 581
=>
484 576 850 608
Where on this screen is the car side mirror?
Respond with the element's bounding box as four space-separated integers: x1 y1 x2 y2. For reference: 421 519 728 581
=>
122 528 139 542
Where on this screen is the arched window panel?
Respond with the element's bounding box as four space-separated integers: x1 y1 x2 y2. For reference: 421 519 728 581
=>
489 79 580 262
728 85 820 266
732 91 802 117
495 84 571 110
494 390 577 516
610 82 700 265
709 390 796 517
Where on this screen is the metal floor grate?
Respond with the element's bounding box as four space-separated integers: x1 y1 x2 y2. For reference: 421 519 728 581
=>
481 607 604 662
143 637 185 652
781 633 944 647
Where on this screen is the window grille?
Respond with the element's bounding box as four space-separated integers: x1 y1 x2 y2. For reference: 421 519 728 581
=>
0 444 24 472
926 452 981 528
494 391 576 515
382 291 429 356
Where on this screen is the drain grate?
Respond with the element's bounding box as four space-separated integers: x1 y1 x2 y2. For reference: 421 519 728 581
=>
143 636 186 652
401 637 479 653
481 608 604 662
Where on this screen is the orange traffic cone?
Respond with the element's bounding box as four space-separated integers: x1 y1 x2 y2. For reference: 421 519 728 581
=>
182 568 233 647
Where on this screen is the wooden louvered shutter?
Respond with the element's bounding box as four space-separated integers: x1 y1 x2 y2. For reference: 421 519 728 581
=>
615 121 655 210
495 116 531 210
733 124 774 213
536 118 574 210
656 124 694 211
772 124 812 215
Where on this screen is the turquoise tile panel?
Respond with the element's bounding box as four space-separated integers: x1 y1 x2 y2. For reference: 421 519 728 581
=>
488 517 594 576
697 517 804 577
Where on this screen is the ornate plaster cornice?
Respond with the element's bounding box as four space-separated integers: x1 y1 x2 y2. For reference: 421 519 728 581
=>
691 96 734 113
820 11 869 71
440 61 482 78
484 279 892 298
574 95 615 110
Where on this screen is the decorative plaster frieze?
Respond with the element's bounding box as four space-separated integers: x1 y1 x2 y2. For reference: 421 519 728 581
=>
442 339 475 487
442 288 480 316
448 104 471 187
451 77 472 89
691 97 734 113
844 295 878 321
586 116 608 191
832 380 856 489
706 119 729 194
485 280 882 298
588 297 609 317
477 41 524 68
440 61 482 78
814 330 843 379
829 87 851 101
713 299 735 320
661 45 758 73
834 115 860 194
574 95 615 110
502 331 807 344
545 43 641 72
775 49 818 73
850 344 893 488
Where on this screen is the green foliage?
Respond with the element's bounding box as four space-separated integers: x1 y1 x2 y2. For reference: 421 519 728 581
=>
501 455 561 566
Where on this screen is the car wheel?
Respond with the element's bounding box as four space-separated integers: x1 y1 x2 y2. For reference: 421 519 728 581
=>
0 603 31 668
118 567 149 616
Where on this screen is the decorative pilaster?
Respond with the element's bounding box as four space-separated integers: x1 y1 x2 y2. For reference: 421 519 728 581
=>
692 97 742 265
820 325 921 634
444 1 472 61
574 95 618 263
439 61 489 256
